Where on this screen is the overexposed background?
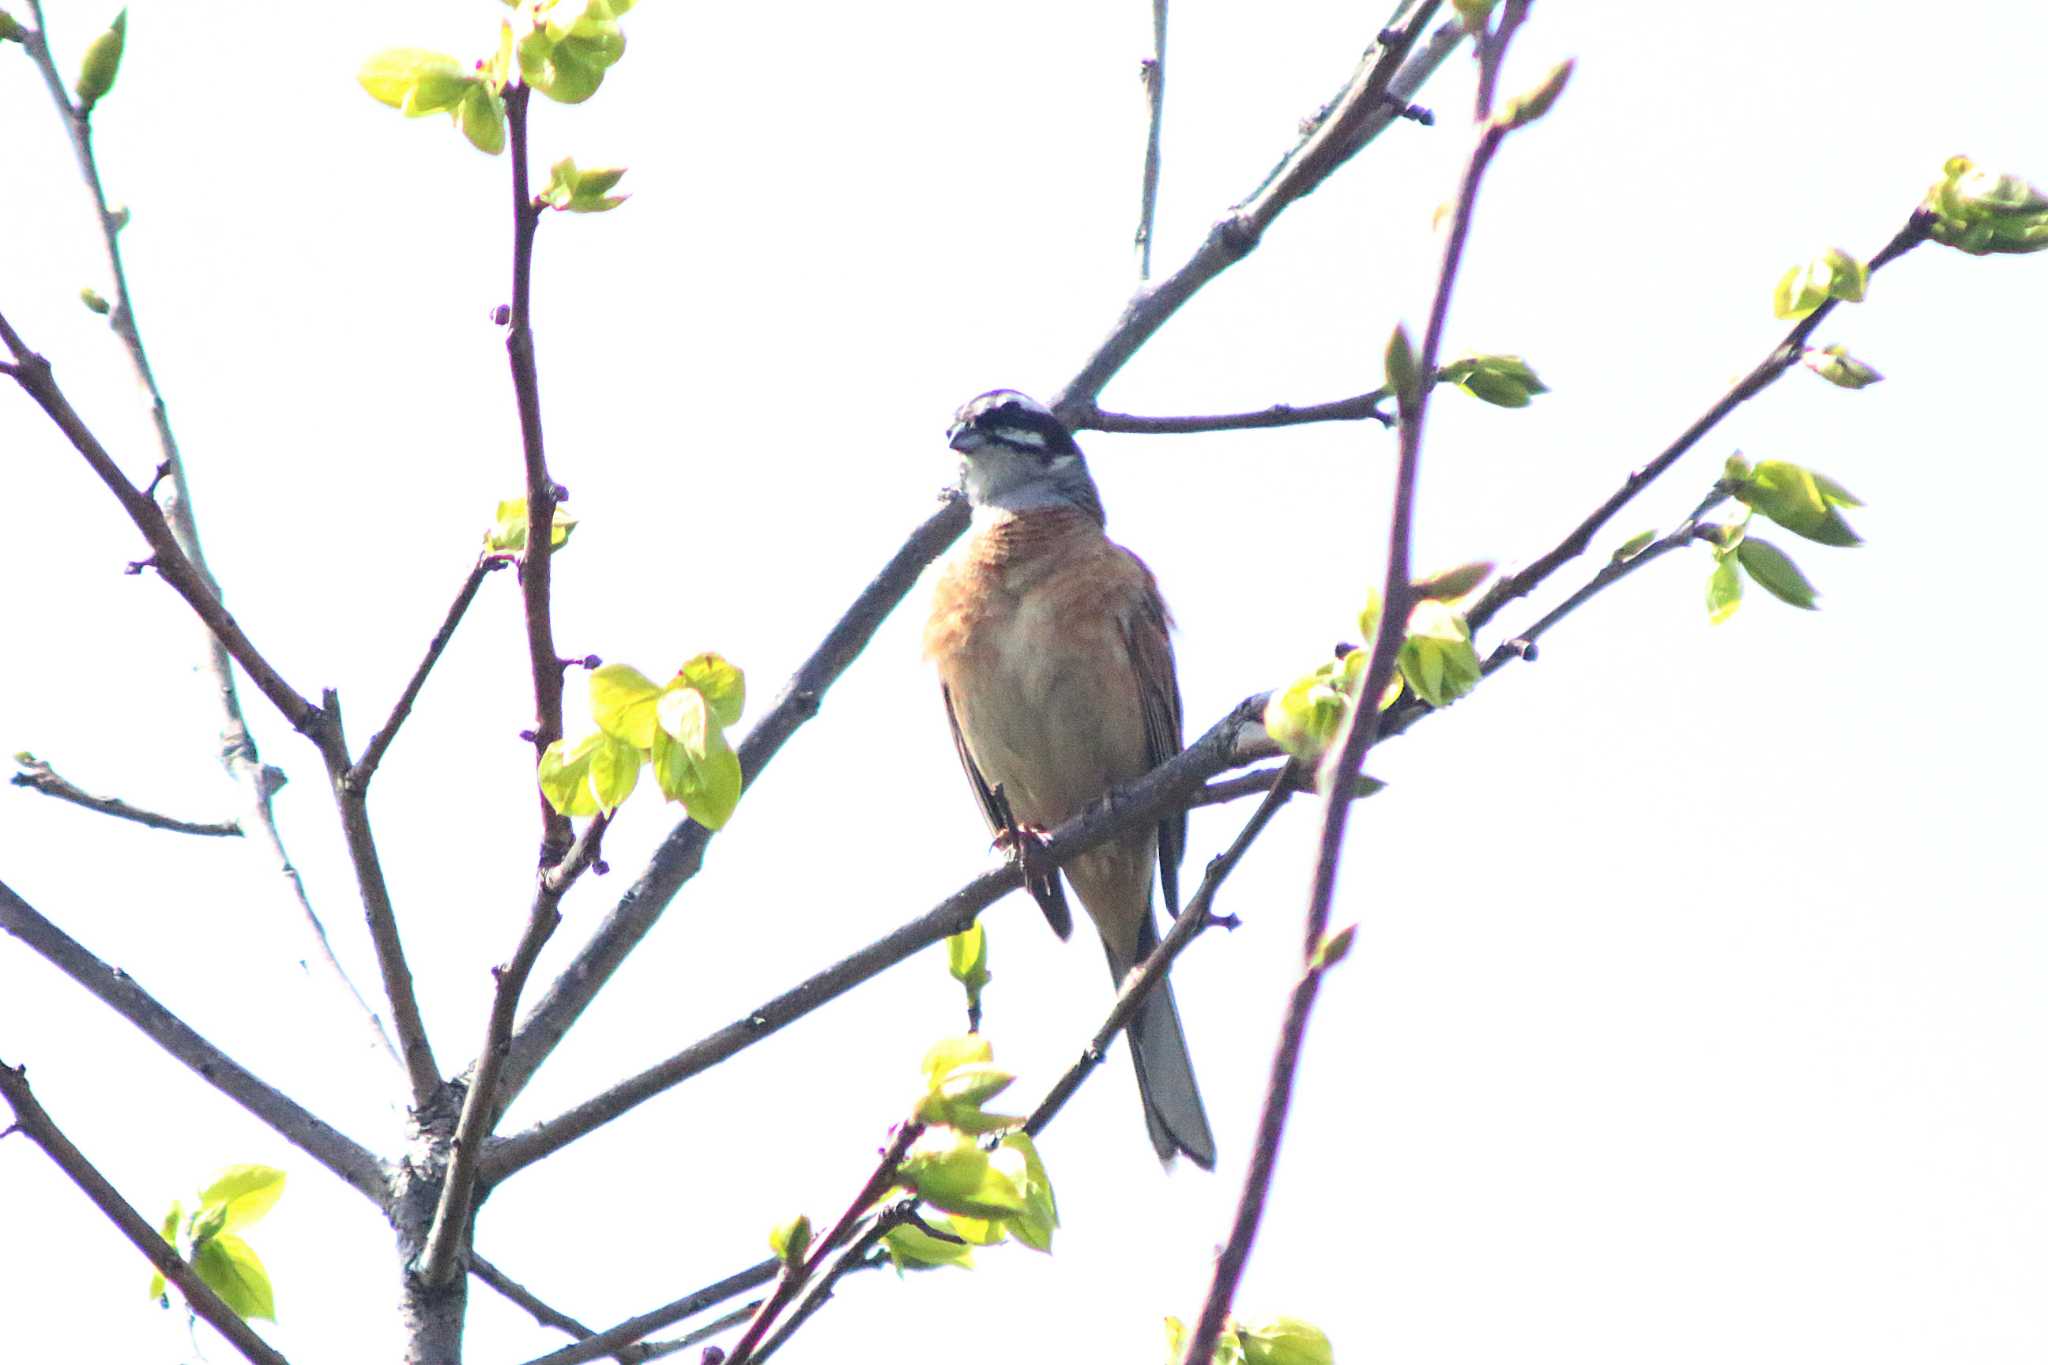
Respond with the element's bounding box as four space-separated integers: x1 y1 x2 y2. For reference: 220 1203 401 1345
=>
2 2 2044 1362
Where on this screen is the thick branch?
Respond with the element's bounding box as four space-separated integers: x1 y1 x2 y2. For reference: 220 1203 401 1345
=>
483 695 1274 1182
0 879 387 1203
0 1061 292 1365
1466 211 1935 634
10 754 242 837
1053 2 1460 417
489 494 972 1112
1181 8 1524 1356
1077 391 1393 434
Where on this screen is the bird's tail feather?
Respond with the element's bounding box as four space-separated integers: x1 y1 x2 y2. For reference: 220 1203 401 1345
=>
1127 975 1216 1170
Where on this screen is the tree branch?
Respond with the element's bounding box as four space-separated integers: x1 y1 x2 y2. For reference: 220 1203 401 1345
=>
515 1259 779 1365
501 84 577 869
1181 8 1527 1357
489 493 972 1113
0 1060 293 1365
10 754 242 837
1135 0 1169 279
349 556 503 790
1052 1 1461 418
0 879 388 1204
1076 391 1394 434
417 816 610 1287
483 695 1275 1183
1466 210 1935 635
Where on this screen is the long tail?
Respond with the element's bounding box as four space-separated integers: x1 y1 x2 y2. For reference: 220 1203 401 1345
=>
1121 955 1215 1169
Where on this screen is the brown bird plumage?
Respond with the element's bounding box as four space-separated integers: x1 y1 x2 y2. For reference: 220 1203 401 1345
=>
925 390 1215 1169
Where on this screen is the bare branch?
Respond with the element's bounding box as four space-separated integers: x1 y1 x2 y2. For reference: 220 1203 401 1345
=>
484 696 1274 1183
1466 210 1935 635
350 557 503 790
1135 0 1169 279
1076 391 1393 434
516 1260 779 1365
10 754 242 837
490 493 972 1113
0 879 387 1203
0 1060 293 1365
1052 2 1462 418
1181 8 1525 1356
417 817 610 1287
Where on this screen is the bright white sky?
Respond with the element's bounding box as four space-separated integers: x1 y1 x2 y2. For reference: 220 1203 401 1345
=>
3 2 2044 1363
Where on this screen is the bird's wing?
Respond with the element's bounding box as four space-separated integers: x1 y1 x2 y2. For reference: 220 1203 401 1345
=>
1122 590 1187 918
941 682 1074 940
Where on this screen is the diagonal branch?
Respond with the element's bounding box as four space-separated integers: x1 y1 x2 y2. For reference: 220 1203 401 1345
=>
1054 1 1461 419
489 494 972 1113
516 1259 780 1365
1135 0 1169 279
10 754 242 837
483 695 1275 1183
0 1060 293 1365
0 879 388 1204
1077 391 1394 434
350 556 503 790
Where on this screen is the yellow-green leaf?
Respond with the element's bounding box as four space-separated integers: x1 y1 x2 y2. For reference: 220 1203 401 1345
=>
191 1232 274 1322
358 47 461 109
198 1165 285 1232
1239 1316 1335 1365
768 1214 811 1266
1706 556 1742 624
881 1219 974 1271
590 664 662 747
74 9 125 109
459 84 506 155
674 653 745 726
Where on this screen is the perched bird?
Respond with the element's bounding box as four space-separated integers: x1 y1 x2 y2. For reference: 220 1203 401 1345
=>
924 389 1215 1169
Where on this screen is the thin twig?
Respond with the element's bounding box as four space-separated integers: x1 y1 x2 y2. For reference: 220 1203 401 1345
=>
0 878 389 1202
1026 764 1296 1140
10 755 242 836
751 1234 895 1361
1053 2 1460 420
0 1061 293 1365
1180 8 1526 1357
723 1123 926 1365
471 1254 606 1341
1078 391 1394 434
482 697 1275 1183
516 1261 780 1365
501 84 576 869
1135 0 1169 279
417 815 610 1287
490 494 972 1114
1466 210 1935 635
350 557 502 790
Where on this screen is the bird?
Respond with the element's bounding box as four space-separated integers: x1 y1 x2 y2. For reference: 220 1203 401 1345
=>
924 388 1216 1169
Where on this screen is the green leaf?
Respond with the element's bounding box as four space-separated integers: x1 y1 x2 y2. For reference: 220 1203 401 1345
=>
538 730 640 816
945 923 990 1002
1735 460 1861 546
0 13 25 43
1924 155 2048 255
650 690 742 828
1239 1317 1335 1365
1706 556 1742 624
1449 0 1497 31
1803 344 1883 389
674 653 745 726
1384 325 1420 405
74 9 125 109
483 497 577 552
80 287 111 315
1438 354 1547 407
406 66 476 117
996 1133 1057 1253
1772 247 1867 320
459 84 506 155
191 1232 274 1321
358 48 462 109
1311 923 1357 970
483 21 514 91
147 1201 181 1302
1735 537 1819 609
915 1063 1022 1134
881 1220 974 1271
198 1165 285 1232
1499 59 1574 130
1396 601 1480 708
768 1214 811 1266
898 1130 1026 1219
1611 529 1657 564
1411 560 1494 602
590 664 662 747
1166 1317 1248 1365
921 1035 993 1090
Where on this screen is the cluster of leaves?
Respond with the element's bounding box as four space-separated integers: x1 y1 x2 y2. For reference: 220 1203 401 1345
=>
1704 455 1861 623
358 0 640 157
1264 562 1492 765
1923 156 2048 255
539 657 746 828
1163 1313 1335 1365
147 1165 286 1323
884 1037 1058 1268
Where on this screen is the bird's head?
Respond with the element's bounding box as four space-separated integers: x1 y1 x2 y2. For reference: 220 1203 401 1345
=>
946 389 1104 523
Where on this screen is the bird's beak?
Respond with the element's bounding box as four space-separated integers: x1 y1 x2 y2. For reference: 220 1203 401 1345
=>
947 422 986 455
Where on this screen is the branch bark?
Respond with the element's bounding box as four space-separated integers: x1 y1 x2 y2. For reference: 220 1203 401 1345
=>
10 754 243 837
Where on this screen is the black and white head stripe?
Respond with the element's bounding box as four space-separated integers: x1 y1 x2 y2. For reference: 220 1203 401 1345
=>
947 389 1081 460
